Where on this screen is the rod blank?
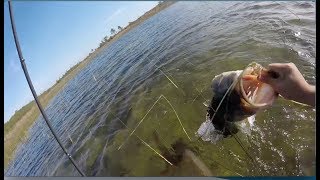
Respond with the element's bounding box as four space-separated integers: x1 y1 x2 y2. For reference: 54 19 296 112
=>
8 1 85 176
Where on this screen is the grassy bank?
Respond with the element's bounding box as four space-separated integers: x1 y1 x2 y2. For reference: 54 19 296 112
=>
4 1 176 170
4 59 92 169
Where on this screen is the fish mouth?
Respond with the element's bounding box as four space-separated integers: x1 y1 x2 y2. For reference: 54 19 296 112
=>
239 63 277 108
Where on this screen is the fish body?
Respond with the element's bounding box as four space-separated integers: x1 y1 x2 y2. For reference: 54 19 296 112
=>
198 63 277 140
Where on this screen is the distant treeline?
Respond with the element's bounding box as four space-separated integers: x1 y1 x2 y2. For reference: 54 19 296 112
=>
4 0 176 170
4 61 82 134
56 61 82 83
4 1 176 134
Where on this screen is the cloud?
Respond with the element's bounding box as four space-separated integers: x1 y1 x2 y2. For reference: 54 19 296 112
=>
105 8 126 23
9 59 21 73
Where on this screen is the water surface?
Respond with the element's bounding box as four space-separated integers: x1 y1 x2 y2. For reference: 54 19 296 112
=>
5 1 316 176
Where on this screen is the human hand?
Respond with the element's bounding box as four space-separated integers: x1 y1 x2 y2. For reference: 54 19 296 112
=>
258 63 315 107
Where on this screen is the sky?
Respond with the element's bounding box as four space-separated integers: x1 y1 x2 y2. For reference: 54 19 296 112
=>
4 1 159 123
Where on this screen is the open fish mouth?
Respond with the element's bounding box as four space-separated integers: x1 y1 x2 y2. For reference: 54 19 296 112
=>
197 62 278 140
239 62 277 109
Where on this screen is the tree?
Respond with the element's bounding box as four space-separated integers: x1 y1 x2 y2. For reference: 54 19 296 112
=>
104 35 108 42
110 28 116 35
117 26 123 31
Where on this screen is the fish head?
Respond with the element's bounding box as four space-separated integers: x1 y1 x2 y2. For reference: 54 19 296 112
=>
201 63 277 139
238 62 278 110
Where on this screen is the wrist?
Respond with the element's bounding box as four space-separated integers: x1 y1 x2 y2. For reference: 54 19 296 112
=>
304 84 315 107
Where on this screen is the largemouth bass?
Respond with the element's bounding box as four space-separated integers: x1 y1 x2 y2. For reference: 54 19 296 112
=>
197 63 278 142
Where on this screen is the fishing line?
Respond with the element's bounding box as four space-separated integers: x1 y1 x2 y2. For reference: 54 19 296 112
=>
8 1 85 176
223 68 263 176
197 63 263 176
275 3 313 108
191 127 246 176
275 2 301 21
197 62 253 141
229 131 262 176
194 2 304 176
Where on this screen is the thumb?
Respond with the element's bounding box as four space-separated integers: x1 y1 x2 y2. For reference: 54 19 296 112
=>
258 70 278 86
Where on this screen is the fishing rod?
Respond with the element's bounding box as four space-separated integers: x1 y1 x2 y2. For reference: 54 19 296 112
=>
8 1 85 176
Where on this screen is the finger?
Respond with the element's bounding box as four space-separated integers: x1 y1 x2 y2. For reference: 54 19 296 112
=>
267 63 295 74
258 70 277 86
267 63 288 72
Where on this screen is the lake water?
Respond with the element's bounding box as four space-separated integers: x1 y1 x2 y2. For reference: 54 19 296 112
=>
5 1 316 176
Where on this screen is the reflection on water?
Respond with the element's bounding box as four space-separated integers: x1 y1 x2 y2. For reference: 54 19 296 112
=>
5 1 315 176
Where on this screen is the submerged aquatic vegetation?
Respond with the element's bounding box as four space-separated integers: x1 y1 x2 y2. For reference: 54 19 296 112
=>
118 94 191 151
106 62 274 176
5 1 315 176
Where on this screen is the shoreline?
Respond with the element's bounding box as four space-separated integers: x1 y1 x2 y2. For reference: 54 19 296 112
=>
4 1 176 170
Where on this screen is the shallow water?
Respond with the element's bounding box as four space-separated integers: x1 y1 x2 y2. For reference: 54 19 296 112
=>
5 1 315 176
